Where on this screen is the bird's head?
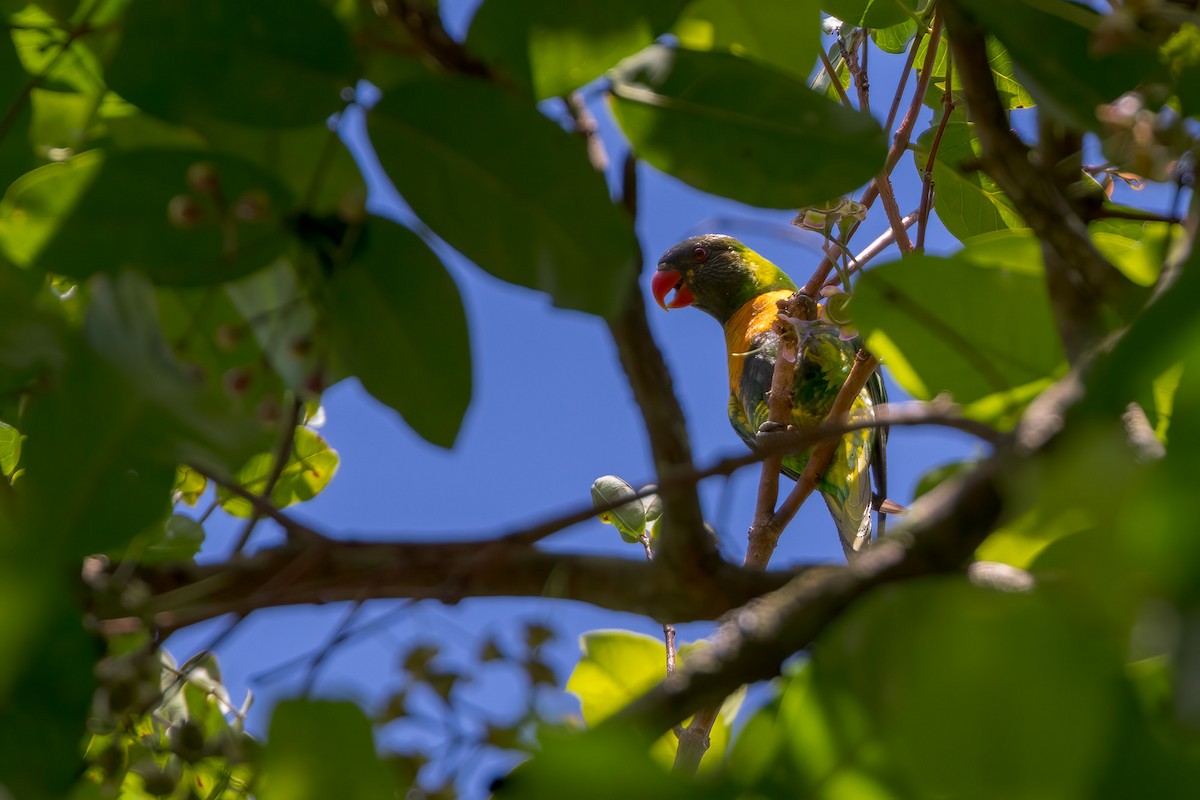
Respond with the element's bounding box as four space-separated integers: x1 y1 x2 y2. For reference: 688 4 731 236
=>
652 234 796 324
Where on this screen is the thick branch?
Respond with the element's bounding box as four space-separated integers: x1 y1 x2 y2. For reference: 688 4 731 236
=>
92 539 807 636
607 455 1006 736
941 1 1136 360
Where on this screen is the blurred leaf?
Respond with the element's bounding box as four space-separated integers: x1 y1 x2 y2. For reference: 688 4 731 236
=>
1161 23 1200 118
956 0 1161 131
565 630 737 771
189 119 366 216
138 514 205 564
1088 216 1178 288
369 77 637 317
911 459 976 500
0 598 99 800
106 0 357 128
0 30 36 190
912 120 1025 241
9 5 103 96
497 726 726 799
814 579 1126 799
326 217 470 448
610 46 886 209
223 258 322 395
590 475 644 543
0 149 294 286
728 663 905 797
258 700 395 800
674 0 821 80
852 251 1066 409
218 426 338 518
0 420 21 476
468 0 688 99
821 0 916 28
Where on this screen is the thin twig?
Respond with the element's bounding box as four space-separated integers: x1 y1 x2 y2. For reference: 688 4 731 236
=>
826 210 920 288
917 49 956 250
803 11 943 294
231 397 304 553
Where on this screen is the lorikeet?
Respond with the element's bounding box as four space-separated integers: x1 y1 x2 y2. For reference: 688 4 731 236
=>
652 234 888 560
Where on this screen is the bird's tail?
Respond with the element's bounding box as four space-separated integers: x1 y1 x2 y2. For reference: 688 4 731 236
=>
823 489 872 563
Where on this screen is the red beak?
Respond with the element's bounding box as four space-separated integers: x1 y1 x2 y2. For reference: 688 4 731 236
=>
651 269 695 310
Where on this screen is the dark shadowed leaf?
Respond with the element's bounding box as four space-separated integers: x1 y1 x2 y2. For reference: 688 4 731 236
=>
821 0 916 28
610 46 886 209
0 149 294 285
674 0 821 80
325 217 471 448
468 0 689 99
106 0 357 128
851 249 1065 411
813 580 1126 799
369 78 637 317
956 0 1162 131
258 700 395 800
0 27 35 191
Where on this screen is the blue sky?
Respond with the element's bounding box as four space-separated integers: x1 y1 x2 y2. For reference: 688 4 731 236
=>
163 2 1018 793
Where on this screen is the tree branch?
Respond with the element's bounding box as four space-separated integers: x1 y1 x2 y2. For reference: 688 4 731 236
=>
941 0 1137 361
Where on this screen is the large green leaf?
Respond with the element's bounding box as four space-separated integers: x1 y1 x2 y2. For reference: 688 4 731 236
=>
673 0 821 81
218 426 338 518
609 46 886 209
258 700 395 800
956 0 1162 131
914 31 1035 111
467 0 688 99
565 630 740 772
851 247 1066 412
326 217 470 449
811 580 1127 799
106 0 357 128
821 0 916 28
0 149 294 285
913 120 1025 242
369 78 637 317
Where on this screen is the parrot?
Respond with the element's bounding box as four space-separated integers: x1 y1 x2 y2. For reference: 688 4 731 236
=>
651 233 889 560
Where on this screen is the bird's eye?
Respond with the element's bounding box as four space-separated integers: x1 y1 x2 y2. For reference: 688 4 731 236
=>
691 245 707 261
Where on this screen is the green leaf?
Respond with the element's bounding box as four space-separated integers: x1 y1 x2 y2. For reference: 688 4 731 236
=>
258 700 395 800
0 149 294 286
610 46 886 209
914 31 1035 111
223 258 322 395
871 19 917 54
912 459 976 501
138 514 205 564
912 120 1025 242
589 475 644 543
218 426 338 518
565 630 738 771
369 77 637 317
1161 23 1200 118
674 0 821 81
106 0 357 128
0 420 21 476
325 217 470 448
1088 216 1177 288
955 0 1162 131
813 579 1126 799
467 0 689 99
821 0 916 28
497 726 726 799
851 249 1066 412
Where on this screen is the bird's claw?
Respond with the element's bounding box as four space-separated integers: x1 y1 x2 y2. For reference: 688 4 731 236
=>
756 421 794 447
